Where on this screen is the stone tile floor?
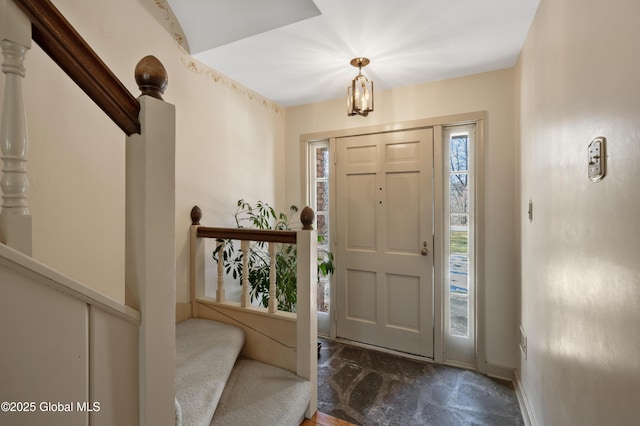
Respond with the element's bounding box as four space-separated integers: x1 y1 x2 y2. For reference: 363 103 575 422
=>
317 338 524 426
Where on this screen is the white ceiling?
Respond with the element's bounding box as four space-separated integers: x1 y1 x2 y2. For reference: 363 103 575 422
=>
167 0 540 107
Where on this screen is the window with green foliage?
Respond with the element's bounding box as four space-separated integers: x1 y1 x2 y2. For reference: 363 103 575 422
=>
446 130 473 338
309 141 332 313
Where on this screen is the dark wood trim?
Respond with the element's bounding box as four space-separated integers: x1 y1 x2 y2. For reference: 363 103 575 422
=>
15 0 141 135
197 227 298 245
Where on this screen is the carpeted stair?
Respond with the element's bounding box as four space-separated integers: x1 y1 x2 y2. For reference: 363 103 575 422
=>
175 319 311 426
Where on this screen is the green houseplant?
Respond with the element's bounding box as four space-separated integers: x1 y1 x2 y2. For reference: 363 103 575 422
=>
213 199 334 313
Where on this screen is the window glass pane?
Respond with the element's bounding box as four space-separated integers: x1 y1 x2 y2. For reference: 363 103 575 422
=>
450 230 468 254
311 143 331 315
315 147 329 179
450 174 468 214
450 255 469 337
316 181 329 213
317 225 331 313
450 255 468 294
450 294 469 337
450 214 468 226
449 136 468 172
316 213 329 243
318 275 330 313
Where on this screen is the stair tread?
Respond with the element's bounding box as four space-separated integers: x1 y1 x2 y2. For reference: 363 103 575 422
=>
211 358 311 426
176 319 245 426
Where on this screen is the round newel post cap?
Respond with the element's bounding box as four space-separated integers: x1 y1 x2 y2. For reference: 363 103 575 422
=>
300 206 315 230
135 55 168 99
191 206 202 225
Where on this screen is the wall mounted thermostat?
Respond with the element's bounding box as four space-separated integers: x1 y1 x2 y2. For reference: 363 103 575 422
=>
588 137 606 182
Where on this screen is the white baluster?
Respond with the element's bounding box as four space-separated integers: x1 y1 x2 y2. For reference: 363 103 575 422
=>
240 240 250 307
0 0 32 255
216 240 225 302
268 242 277 313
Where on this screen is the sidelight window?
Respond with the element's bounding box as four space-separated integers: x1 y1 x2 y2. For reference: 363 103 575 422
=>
308 140 331 314
444 127 474 344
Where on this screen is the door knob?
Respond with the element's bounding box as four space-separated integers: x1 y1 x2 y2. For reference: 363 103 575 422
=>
421 241 429 256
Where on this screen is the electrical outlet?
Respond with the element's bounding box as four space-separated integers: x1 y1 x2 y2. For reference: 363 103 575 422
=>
519 325 527 360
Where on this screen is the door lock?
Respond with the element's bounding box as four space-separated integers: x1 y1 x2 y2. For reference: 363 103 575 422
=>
421 241 429 256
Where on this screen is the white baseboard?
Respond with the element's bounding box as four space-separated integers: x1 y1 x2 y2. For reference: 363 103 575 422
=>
176 302 192 323
514 370 536 426
484 364 534 425
483 362 514 381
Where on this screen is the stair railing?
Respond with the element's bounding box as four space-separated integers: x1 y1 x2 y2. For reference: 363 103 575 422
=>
0 1 177 424
189 205 318 418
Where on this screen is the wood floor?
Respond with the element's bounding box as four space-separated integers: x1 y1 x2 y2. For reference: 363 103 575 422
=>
301 412 356 426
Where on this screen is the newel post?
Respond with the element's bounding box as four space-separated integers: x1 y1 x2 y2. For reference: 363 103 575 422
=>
125 56 175 425
0 0 32 255
297 206 318 418
190 206 205 317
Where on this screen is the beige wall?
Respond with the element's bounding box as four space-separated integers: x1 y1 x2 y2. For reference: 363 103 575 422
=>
0 0 285 303
285 69 518 368
516 0 640 424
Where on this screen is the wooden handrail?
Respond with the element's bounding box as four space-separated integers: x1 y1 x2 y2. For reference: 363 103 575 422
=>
196 227 298 245
190 205 316 245
14 0 141 135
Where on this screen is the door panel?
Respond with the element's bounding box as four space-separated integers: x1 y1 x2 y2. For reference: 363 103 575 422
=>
336 129 434 357
386 172 420 253
386 274 420 331
346 174 377 250
346 269 377 323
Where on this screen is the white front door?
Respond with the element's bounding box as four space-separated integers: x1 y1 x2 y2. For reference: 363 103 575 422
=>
335 129 434 357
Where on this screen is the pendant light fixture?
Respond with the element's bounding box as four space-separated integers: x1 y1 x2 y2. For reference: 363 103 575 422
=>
347 57 374 117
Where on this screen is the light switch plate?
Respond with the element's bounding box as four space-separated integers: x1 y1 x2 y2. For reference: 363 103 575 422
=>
588 137 606 182
519 325 527 360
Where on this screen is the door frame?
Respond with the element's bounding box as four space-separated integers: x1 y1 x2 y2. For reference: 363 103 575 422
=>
300 111 486 370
